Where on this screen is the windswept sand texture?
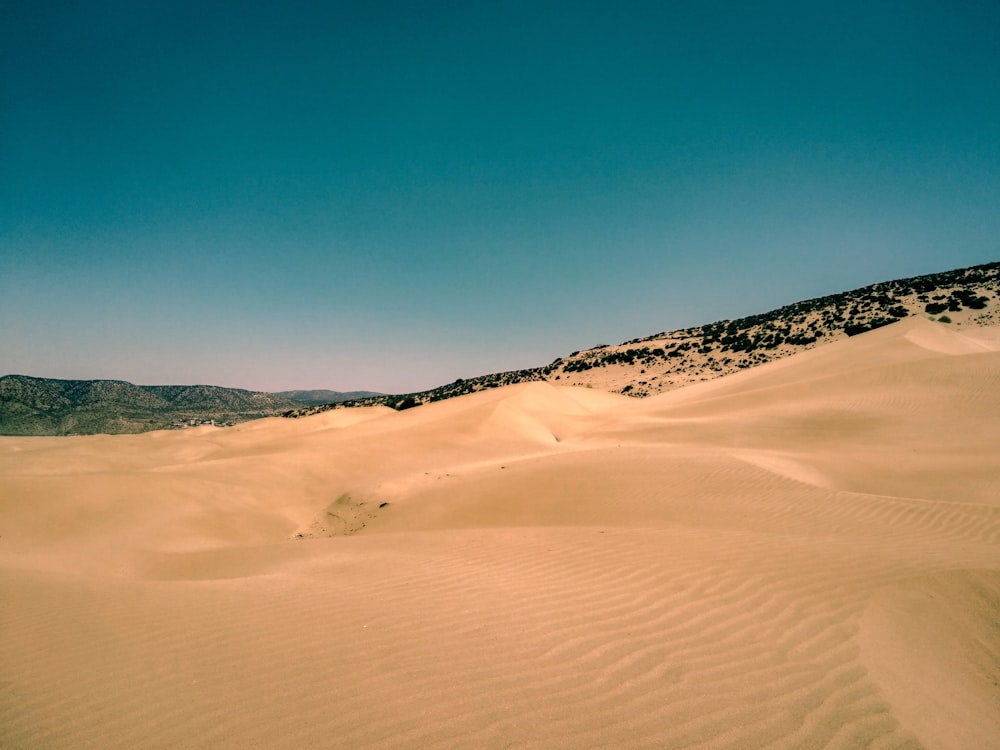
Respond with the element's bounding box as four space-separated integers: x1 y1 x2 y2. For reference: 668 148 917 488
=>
2 317 999 749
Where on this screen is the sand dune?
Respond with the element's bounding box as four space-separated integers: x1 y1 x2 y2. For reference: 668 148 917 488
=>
1 317 998 749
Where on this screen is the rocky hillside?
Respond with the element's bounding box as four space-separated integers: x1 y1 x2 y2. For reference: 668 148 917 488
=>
285 260 1000 417
0 378 303 435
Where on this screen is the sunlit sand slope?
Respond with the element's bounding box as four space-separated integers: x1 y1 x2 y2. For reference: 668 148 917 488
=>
1 317 998 749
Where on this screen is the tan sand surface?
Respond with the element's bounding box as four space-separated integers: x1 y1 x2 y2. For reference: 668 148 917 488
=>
1 316 998 749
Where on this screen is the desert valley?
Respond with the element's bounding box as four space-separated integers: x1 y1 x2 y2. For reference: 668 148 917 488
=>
6 1 999 746
2 274 999 748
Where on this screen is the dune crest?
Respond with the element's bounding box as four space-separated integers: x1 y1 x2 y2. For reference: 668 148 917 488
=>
903 318 1000 355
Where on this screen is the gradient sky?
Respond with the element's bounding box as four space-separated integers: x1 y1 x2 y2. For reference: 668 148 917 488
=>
2 1 999 393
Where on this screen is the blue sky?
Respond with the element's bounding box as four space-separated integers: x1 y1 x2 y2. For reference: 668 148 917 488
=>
2 1 998 393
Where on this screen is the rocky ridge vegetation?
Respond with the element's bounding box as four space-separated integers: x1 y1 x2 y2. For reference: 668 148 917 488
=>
285 260 999 417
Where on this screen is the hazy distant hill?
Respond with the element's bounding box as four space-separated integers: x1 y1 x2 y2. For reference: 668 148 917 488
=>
0 377 303 436
286 260 1000 417
274 389 383 406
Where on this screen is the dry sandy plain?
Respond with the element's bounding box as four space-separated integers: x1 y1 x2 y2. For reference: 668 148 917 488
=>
2 316 999 750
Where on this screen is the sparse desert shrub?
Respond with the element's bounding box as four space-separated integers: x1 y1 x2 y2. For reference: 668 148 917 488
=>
785 333 817 346
844 318 897 336
937 315 952 324
563 359 593 373
952 289 989 309
720 333 757 352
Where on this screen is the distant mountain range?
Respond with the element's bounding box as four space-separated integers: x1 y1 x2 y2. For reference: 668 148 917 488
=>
286 260 1000 416
273 389 383 406
0 380 379 436
5 260 997 435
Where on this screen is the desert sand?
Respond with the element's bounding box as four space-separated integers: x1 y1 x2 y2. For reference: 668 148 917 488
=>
1 316 998 749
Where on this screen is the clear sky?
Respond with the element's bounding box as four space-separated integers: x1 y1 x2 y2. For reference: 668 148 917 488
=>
2 1 998 393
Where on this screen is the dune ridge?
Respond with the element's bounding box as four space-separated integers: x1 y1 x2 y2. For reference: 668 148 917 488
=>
1 317 998 749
